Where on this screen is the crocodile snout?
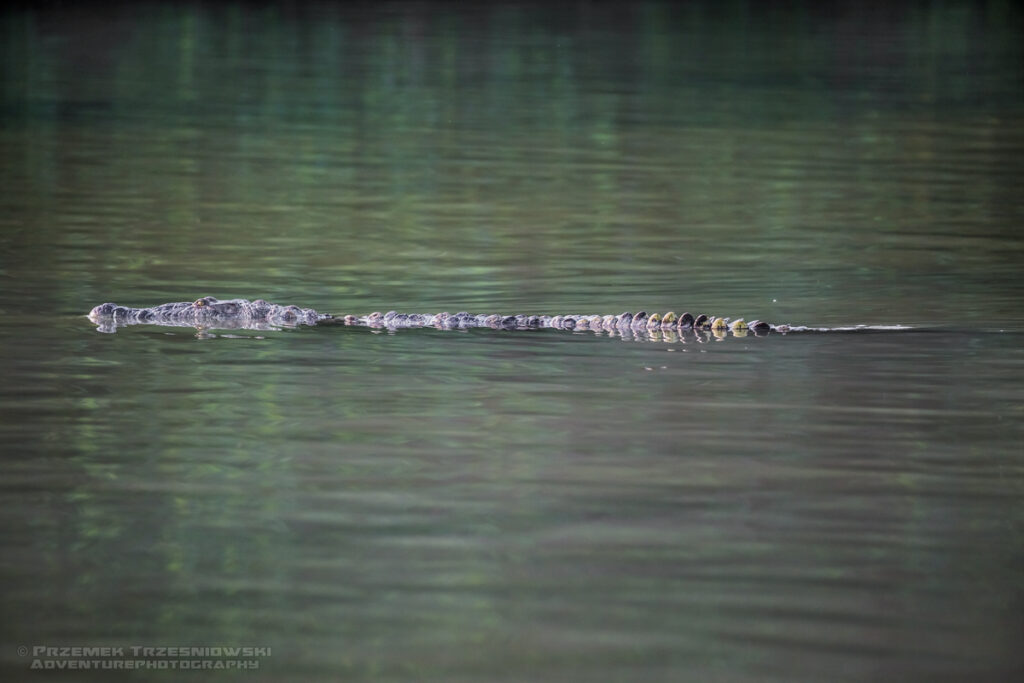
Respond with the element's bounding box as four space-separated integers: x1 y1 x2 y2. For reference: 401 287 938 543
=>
88 303 123 320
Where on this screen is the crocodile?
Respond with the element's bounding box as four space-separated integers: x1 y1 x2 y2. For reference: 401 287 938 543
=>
88 296 909 337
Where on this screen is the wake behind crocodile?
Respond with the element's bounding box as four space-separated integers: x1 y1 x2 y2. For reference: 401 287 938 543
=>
87 297 912 339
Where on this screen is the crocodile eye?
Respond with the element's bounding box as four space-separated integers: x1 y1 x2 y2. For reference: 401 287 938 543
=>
194 299 206 307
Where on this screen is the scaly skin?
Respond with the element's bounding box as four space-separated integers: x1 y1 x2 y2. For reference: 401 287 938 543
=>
346 310 774 334
88 297 325 332
89 297 904 336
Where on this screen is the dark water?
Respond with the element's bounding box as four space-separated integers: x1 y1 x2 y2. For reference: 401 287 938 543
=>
2 2 1023 681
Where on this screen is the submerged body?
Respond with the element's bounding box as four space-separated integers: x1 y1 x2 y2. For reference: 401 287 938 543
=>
88 296 906 336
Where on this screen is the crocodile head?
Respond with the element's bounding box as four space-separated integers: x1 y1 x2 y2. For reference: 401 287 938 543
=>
88 297 327 332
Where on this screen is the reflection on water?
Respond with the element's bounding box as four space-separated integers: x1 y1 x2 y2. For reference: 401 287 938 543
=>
4 325 1023 682
2 2 1023 682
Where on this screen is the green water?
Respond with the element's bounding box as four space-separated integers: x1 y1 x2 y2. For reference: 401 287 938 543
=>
2 2 1023 681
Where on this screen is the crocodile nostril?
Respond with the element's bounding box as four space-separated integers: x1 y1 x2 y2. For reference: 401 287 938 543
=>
90 303 116 317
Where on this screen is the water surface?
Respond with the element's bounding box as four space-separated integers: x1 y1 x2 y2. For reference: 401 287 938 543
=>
2 2 1023 681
